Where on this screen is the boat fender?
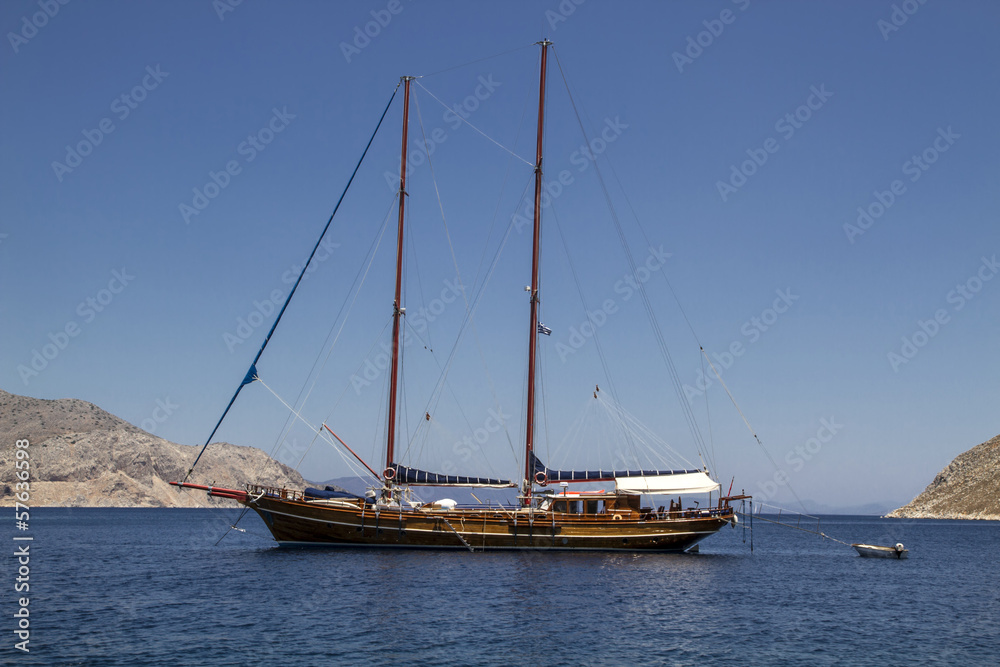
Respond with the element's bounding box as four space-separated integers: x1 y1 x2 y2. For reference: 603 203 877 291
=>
612 513 622 521
383 467 395 481
534 471 548 486
730 515 739 528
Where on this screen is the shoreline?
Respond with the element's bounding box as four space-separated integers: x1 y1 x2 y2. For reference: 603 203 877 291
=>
885 509 1000 521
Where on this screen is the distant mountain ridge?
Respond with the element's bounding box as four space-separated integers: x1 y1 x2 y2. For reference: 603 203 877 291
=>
887 433 1000 520
0 389 307 507
795 500 898 516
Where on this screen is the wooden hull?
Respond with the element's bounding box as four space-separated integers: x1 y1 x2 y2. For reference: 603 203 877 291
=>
245 495 733 552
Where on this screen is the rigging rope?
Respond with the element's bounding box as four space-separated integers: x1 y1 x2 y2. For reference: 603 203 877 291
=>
594 116 806 507
256 192 397 478
548 204 639 465
292 318 392 471
286 193 399 469
255 375 376 482
259 192 398 482
740 503 852 547
594 391 698 469
700 353 718 475
416 42 536 79
700 348 807 511
391 93 509 477
413 80 533 167
550 48 711 469
402 192 526 467
183 83 401 482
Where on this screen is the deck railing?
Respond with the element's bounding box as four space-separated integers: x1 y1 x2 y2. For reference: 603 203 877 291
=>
645 506 734 521
241 485 735 521
245 483 304 502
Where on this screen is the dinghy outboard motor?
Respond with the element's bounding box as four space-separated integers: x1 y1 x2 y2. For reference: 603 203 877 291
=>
895 543 905 552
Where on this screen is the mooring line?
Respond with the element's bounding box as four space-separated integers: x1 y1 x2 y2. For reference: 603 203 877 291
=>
736 511 851 547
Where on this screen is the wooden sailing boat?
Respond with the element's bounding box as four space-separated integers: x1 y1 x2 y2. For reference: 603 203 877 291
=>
173 41 745 551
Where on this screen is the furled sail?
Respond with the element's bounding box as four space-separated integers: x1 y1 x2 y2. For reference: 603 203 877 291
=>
613 472 720 494
387 463 516 488
304 486 364 501
530 453 719 494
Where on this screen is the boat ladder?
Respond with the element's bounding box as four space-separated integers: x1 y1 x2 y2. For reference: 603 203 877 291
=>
440 517 475 553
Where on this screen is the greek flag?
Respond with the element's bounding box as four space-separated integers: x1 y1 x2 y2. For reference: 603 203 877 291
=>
537 323 552 336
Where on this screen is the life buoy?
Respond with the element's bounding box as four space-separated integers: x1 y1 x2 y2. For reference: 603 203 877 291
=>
612 513 623 521
383 467 396 481
534 471 548 486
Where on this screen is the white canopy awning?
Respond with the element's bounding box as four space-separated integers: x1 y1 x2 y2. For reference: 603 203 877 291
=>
614 471 720 495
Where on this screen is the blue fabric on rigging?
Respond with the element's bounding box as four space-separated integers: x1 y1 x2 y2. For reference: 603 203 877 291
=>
240 364 258 387
304 487 363 500
181 84 401 483
529 453 698 482
388 463 514 487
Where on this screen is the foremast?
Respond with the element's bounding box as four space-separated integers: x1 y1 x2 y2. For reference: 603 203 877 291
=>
386 76 414 481
523 40 551 506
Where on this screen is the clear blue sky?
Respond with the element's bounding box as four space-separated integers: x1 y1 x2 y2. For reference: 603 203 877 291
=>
2 1 998 509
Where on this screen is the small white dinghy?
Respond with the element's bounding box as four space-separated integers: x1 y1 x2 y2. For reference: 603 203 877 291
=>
852 542 908 559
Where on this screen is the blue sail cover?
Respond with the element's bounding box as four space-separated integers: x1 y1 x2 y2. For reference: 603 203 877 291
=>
387 463 515 488
530 453 700 483
304 487 363 500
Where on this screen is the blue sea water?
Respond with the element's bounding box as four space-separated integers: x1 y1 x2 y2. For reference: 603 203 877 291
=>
5 508 999 666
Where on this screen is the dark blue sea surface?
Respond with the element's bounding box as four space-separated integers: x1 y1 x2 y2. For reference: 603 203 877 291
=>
5 508 999 665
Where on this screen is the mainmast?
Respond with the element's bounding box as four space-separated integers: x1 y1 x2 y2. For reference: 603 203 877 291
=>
523 40 551 504
386 76 413 477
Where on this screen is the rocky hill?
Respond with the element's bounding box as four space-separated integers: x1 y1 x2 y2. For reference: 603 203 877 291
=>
887 433 1000 520
0 389 307 507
